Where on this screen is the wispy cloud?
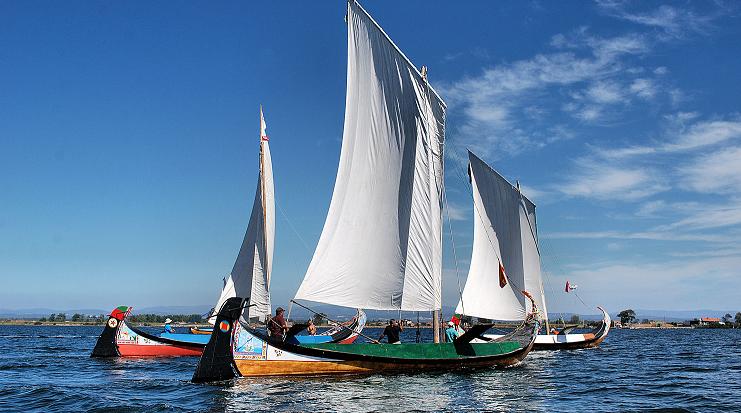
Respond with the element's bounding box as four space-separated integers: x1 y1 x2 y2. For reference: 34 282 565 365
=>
596 1 724 39
444 202 469 221
595 115 741 159
657 202 741 231
442 30 653 159
558 158 668 201
544 230 733 243
558 255 741 309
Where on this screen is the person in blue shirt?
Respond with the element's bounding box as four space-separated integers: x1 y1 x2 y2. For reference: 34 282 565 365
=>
164 318 175 334
445 321 460 343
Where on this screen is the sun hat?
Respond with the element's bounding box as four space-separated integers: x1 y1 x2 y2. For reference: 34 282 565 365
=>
165 318 173 324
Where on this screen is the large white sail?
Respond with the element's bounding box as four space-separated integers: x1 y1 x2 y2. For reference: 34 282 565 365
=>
456 151 547 320
455 152 526 321
211 109 274 322
294 1 446 311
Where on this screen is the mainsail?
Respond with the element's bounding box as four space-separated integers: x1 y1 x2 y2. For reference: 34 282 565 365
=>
211 107 274 323
294 0 447 311
456 152 547 320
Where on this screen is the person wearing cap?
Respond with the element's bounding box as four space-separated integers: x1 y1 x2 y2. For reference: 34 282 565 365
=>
268 307 289 341
164 318 175 334
445 321 460 343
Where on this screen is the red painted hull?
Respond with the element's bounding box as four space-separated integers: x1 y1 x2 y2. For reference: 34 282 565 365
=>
117 343 204 357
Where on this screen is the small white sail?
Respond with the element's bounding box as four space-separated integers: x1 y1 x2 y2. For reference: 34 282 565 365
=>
294 1 446 311
211 109 274 322
455 152 526 321
519 193 547 317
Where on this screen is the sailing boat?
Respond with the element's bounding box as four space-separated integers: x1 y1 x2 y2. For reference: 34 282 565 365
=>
457 151 610 351
92 108 276 357
193 107 367 344
192 0 537 382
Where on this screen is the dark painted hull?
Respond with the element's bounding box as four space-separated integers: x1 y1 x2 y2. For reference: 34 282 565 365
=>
192 297 538 382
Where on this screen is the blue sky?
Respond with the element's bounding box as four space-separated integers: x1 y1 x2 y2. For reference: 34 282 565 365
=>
1 1 740 314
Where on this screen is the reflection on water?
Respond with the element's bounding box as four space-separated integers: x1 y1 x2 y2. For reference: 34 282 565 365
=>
0 325 740 412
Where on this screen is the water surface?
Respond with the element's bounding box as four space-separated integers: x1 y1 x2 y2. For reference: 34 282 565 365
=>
0 326 739 412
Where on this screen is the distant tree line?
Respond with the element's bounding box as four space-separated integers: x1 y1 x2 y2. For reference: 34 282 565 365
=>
40 313 108 323
617 309 741 328
127 314 204 323
36 313 205 324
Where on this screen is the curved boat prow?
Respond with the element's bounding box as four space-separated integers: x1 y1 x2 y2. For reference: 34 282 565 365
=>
589 306 611 347
192 297 245 383
91 306 132 358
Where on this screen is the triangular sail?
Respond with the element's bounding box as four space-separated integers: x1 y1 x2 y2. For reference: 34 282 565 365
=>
294 0 447 311
211 109 275 323
455 152 526 321
456 151 547 320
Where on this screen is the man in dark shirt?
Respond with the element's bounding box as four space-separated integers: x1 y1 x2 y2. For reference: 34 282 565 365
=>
268 307 288 341
378 319 403 344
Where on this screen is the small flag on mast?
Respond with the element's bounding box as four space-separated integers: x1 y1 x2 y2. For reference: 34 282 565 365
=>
260 106 269 141
565 280 577 292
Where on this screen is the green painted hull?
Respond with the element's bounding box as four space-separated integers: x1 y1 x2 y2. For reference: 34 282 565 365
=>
302 340 522 359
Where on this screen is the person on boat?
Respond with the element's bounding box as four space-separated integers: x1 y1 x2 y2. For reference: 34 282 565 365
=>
268 307 288 341
378 319 403 344
163 318 175 334
307 319 317 335
445 321 460 342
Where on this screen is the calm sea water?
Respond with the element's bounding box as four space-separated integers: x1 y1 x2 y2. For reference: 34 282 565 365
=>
0 325 739 412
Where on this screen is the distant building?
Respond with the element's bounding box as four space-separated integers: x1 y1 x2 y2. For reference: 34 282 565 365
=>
690 317 721 327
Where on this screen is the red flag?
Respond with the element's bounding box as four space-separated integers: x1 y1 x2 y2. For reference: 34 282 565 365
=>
565 281 577 292
499 261 508 288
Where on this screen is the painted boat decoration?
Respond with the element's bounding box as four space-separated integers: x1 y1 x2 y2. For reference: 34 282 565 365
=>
193 298 537 382
91 306 207 357
455 151 611 350
193 0 538 382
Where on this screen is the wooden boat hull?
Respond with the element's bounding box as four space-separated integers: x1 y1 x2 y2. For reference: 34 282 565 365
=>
91 306 206 358
190 327 213 335
192 297 537 382
482 307 611 351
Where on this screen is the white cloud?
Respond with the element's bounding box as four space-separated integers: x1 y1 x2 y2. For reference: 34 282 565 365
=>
659 203 741 231
679 147 741 194
559 158 668 201
593 115 741 160
667 118 741 151
559 255 741 310
544 230 733 243
586 81 623 103
443 31 651 159
629 78 656 99
635 200 666 217
597 2 721 39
